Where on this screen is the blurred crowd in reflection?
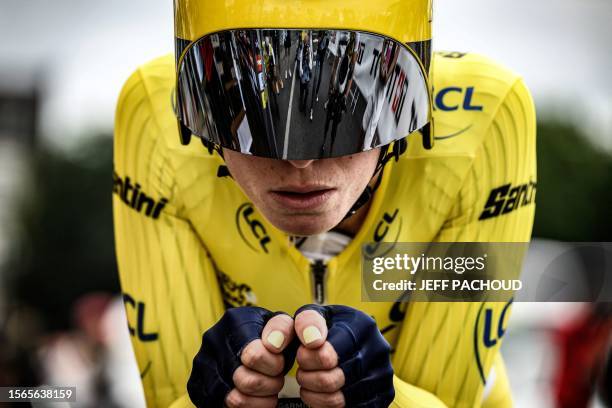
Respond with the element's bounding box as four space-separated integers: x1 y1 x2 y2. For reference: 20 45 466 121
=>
177 29 424 158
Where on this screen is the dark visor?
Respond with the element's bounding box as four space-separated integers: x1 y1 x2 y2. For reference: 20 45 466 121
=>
176 29 431 159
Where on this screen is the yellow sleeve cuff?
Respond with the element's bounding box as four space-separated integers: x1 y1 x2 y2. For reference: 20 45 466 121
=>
168 393 195 408
391 375 448 408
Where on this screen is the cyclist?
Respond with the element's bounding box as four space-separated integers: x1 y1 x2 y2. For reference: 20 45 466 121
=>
322 31 358 157
113 1 536 406
297 31 313 114
309 30 330 121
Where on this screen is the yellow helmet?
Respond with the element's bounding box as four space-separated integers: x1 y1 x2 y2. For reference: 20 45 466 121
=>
173 0 434 158
174 0 432 44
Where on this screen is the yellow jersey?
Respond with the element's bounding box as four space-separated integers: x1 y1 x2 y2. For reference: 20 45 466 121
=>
113 51 536 407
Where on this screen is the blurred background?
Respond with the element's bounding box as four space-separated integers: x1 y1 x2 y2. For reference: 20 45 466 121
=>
0 0 610 407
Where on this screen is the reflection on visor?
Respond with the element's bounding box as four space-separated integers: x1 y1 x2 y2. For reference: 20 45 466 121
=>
176 29 431 160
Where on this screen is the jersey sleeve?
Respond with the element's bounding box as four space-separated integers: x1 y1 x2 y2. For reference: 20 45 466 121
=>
391 74 536 407
435 76 537 242
391 376 448 407
113 61 225 407
482 352 513 408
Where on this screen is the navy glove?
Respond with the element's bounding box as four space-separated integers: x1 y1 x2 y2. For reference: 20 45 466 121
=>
295 304 395 407
187 307 299 407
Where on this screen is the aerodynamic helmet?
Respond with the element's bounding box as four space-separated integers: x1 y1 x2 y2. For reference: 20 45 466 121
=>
173 0 434 160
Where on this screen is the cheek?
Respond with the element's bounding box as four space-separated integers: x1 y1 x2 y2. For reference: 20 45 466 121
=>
223 155 255 194
339 151 379 189
224 152 282 195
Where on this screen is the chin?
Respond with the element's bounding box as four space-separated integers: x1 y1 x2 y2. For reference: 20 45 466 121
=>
272 214 339 236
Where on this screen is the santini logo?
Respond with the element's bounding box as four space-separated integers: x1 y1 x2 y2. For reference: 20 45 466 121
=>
113 172 168 220
479 181 536 221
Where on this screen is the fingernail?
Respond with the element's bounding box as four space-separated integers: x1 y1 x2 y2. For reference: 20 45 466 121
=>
303 326 322 344
267 330 285 349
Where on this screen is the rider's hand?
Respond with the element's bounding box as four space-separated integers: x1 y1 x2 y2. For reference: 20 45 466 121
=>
187 307 298 408
294 305 394 407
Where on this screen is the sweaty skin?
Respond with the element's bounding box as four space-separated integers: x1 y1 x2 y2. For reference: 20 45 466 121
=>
223 148 380 236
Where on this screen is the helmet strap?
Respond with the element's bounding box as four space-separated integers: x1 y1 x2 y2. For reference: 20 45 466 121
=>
196 138 232 178
341 139 407 221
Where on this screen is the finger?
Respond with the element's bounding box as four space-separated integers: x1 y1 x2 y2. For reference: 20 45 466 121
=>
296 367 344 393
225 388 278 408
240 339 284 377
233 366 285 397
299 388 345 408
294 309 328 349
296 342 338 370
261 313 295 353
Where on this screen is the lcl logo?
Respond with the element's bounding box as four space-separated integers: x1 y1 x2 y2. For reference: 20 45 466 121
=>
434 86 483 112
235 203 271 254
474 299 513 384
122 293 158 342
364 209 402 260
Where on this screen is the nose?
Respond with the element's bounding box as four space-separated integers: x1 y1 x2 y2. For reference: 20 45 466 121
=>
288 159 315 169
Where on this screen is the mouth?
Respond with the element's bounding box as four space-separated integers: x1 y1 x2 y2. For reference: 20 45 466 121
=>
269 185 336 211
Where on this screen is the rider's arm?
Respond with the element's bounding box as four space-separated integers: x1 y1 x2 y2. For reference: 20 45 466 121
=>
391 376 448 407
482 352 513 408
113 61 225 407
391 73 537 407
392 351 512 408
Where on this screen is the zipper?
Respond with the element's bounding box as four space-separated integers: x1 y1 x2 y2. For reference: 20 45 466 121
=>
311 260 327 304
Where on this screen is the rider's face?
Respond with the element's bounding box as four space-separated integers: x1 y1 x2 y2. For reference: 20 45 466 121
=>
223 148 380 235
